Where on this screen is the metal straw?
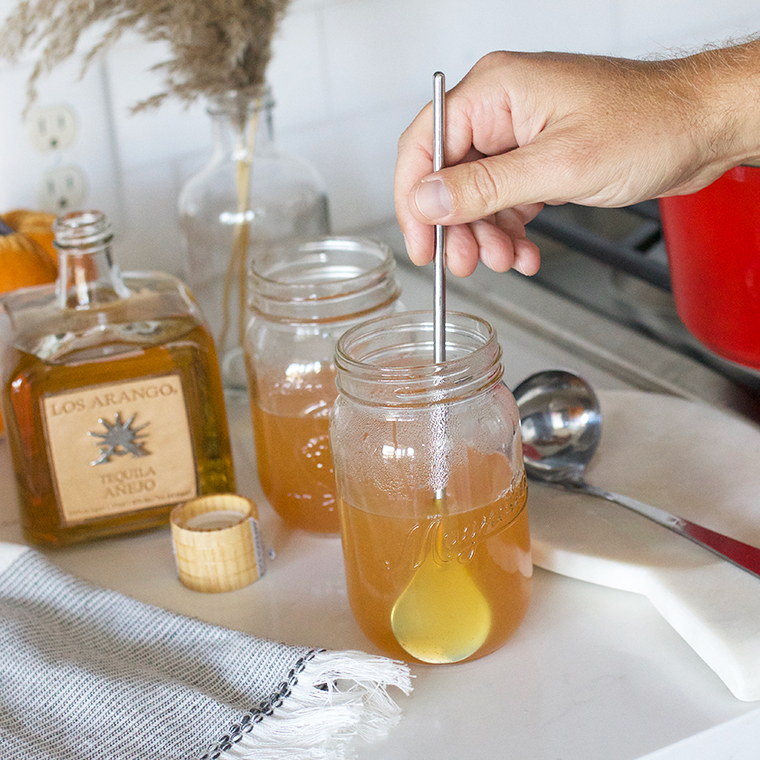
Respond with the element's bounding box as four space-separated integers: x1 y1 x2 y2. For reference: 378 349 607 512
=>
432 72 447 506
433 71 446 364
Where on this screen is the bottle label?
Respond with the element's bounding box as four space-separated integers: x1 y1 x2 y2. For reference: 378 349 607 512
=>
42 374 198 525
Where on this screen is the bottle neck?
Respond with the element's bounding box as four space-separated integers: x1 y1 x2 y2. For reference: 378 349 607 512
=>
53 211 129 309
208 88 275 162
335 311 504 407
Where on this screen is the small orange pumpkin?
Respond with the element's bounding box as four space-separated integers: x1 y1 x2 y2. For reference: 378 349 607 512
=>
0 218 58 435
1 209 58 268
0 228 58 295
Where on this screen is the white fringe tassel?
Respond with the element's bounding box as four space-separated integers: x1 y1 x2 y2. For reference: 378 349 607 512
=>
223 650 413 760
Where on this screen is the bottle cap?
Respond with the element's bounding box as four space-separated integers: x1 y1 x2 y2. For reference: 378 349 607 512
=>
170 494 265 593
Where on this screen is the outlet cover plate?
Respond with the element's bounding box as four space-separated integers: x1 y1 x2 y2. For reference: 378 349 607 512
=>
40 165 88 212
26 104 78 152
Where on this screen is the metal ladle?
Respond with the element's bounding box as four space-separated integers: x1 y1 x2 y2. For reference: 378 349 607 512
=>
513 369 760 579
390 73 491 663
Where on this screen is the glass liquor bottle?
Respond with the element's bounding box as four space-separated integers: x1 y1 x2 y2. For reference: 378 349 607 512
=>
0 210 236 547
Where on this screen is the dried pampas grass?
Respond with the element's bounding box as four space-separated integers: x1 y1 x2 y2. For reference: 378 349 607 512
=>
0 0 292 112
0 0 293 353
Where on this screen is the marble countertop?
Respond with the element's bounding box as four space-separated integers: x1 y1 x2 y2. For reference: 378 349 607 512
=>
1 260 759 759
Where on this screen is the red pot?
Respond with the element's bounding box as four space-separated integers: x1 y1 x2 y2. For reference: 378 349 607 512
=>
659 164 760 369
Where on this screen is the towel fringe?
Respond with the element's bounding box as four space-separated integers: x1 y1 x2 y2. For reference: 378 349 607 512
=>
222 649 413 760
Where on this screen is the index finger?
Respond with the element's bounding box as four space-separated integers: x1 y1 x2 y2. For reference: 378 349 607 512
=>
394 102 436 265
394 70 522 264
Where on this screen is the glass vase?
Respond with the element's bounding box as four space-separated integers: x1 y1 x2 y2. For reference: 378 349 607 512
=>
178 87 330 389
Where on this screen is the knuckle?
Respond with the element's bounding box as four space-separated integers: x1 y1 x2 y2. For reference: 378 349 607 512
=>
459 161 503 215
472 50 516 75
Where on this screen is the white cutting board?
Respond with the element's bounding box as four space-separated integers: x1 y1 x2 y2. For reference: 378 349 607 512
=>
528 390 760 701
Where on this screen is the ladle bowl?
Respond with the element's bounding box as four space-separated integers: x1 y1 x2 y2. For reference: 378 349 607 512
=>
512 369 760 580
513 370 602 485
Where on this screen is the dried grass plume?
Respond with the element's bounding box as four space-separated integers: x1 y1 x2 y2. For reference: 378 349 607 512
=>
0 0 293 112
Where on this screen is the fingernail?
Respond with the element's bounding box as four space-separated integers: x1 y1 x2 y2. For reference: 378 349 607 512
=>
414 179 452 221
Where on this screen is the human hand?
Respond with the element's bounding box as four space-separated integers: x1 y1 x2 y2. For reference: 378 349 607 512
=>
395 45 760 277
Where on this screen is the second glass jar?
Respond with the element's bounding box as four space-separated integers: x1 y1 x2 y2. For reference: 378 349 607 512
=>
244 237 401 534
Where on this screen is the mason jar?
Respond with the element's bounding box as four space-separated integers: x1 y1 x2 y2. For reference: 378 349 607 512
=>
331 311 531 664
244 237 401 535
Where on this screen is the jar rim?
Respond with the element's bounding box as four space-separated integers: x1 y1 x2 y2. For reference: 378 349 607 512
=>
335 310 503 406
249 236 400 323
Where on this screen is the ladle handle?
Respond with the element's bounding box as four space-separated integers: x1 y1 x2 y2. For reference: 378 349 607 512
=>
578 482 760 579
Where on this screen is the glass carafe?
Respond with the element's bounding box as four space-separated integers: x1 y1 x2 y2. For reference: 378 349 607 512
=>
0 210 235 547
244 237 401 535
331 311 531 663
178 87 330 389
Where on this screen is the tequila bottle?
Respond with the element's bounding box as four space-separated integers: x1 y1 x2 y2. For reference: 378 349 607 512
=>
0 210 235 547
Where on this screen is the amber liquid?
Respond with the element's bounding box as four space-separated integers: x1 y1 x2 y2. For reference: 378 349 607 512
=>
249 364 338 533
3 316 235 547
339 471 531 663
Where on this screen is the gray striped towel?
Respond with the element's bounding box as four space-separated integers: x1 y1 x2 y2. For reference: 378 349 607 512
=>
0 543 411 760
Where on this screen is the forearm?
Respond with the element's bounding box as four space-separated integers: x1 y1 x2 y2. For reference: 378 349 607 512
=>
680 38 760 167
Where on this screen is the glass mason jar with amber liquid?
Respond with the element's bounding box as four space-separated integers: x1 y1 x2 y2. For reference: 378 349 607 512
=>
331 311 531 664
0 211 235 547
244 237 401 534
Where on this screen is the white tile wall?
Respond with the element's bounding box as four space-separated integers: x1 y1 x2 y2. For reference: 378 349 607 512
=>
1 0 759 275
0 55 123 222
616 0 760 54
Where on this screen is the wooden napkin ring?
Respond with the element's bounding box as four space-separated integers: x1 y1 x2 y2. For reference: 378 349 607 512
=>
170 494 265 593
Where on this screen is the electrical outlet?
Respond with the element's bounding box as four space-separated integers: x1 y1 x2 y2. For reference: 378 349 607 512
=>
26 105 78 152
40 165 88 212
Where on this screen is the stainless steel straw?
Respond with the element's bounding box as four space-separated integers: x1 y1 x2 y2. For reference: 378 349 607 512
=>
433 72 447 506
433 71 446 365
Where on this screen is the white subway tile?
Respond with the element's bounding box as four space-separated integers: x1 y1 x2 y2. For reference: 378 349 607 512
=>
5 0 757 269
0 56 122 219
115 103 407 275
117 162 186 276
267 7 329 130
278 101 420 231
289 0 339 12
322 0 618 120
104 39 213 171
616 1 760 54
104 10 328 170
0 3 136 69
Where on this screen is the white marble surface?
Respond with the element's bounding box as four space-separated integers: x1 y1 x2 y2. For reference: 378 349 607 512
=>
1 264 759 759
530 390 760 702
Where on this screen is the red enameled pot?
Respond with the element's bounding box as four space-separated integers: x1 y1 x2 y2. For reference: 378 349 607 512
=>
659 164 760 369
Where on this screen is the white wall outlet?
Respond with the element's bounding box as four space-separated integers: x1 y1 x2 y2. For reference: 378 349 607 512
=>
26 105 78 152
40 165 88 212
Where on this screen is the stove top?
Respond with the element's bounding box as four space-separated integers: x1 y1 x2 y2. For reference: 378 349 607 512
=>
358 206 760 426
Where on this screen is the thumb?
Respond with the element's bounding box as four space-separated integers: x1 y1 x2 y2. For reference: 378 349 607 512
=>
411 143 576 225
